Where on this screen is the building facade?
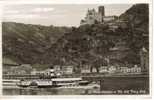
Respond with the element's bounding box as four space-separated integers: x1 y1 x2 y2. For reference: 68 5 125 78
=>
62 65 74 74
99 66 108 73
119 66 141 74
140 47 149 73
81 65 91 73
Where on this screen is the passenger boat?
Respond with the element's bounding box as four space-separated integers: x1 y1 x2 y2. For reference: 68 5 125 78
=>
16 77 100 89
16 66 100 89
17 77 97 88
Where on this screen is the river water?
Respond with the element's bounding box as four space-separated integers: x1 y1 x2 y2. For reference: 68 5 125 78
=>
3 77 149 95
3 88 90 95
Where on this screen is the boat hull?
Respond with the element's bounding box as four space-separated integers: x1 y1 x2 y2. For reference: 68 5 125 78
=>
17 84 61 88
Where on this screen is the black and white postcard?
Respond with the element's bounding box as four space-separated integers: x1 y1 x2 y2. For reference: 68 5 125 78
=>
0 0 152 99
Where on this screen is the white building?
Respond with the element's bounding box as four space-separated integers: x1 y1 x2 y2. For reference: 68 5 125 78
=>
91 67 97 73
31 70 45 75
62 65 73 74
130 65 141 73
31 69 37 75
53 65 62 76
54 65 61 71
120 67 128 73
108 66 116 73
120 66 141 74
81 65 91 73
99 66 108 73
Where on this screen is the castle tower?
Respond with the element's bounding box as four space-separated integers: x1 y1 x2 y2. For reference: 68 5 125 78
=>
98 6 105 16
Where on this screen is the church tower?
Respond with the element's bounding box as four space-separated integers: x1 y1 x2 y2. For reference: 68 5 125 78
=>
98 6 105 16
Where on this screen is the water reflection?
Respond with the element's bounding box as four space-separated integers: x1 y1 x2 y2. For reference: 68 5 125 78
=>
3 88 87 95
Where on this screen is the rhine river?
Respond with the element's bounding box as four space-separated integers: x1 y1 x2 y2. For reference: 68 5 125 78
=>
3 76 149 95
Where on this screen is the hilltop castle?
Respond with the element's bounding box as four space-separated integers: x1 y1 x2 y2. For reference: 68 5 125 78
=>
80 6 116 25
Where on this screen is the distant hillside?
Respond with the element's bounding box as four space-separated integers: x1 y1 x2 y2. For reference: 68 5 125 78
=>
2 22 71 64
3 4 149 71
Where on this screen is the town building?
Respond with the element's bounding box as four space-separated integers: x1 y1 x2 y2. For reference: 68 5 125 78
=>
3 57 33 75
108 66 117 73
31 69 45 75
81 65 91 73
62 65 74 74
99 66 108 73
4 64 33 75
31 65 74 76
53 65 62 76
3 57 20 75
119 65 141 74
54 65 61 71
91 67 97 73
131 65 141 73
119 67 128 73
140 47 149 73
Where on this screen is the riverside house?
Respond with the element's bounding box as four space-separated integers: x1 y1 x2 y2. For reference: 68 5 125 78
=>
120 65 141 74
81 65 91 73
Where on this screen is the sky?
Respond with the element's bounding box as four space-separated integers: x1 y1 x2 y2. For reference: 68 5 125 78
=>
2 4 133 27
